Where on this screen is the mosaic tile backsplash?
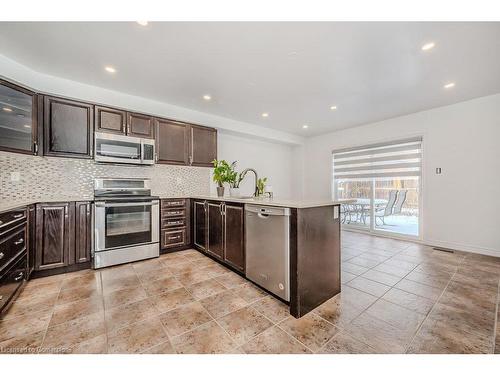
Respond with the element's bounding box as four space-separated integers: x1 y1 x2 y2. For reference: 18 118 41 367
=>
0 151 211 202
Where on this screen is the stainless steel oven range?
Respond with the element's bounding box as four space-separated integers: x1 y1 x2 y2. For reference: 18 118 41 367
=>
93 178 159 269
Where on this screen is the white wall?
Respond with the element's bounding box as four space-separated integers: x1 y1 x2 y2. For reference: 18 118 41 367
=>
302 94 500 257
210 132 296 198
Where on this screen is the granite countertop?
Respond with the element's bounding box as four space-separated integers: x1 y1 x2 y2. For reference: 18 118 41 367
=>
188 195 354 209
0 195 354 213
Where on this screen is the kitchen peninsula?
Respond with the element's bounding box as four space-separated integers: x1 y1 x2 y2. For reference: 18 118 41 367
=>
188 196 351 317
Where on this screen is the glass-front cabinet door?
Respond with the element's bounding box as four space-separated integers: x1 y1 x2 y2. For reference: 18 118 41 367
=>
0 79 37 154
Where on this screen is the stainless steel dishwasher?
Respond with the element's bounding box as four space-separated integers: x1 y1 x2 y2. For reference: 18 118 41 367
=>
245 204 290 301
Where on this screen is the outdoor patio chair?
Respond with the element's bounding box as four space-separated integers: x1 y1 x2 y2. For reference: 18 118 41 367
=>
375 190 398 225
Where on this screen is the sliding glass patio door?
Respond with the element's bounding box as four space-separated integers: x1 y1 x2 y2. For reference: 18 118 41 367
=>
333 138 422 238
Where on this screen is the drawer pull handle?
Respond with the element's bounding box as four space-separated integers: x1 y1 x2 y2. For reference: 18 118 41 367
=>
14 238 24 245
168 236 181 240
13 214 23 219
0 252 4 260
14 272 24 281
0 220 3 225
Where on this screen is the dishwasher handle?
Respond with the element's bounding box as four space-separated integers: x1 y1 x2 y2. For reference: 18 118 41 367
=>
245 205 290 216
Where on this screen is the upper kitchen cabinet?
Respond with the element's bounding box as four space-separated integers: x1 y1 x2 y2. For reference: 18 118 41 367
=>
190 125 217 167
156 119 190 165
127 112 154 139
43 96 94 159
95 105 127 135
0 79 38 155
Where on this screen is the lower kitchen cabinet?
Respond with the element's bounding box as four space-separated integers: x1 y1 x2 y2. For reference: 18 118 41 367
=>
193 200 207 250
34 201 92 273
223 203 245 271
0 206 29 316
35 202 74 271
192 199 245 272
27 205 36 276
160 199 190 252
207 202 224 259
74 201 92 263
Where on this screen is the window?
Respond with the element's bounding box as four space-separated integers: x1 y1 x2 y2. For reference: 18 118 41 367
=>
333 138 421 237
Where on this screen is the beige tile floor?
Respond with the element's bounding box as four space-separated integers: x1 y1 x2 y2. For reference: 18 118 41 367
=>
0 231 499 354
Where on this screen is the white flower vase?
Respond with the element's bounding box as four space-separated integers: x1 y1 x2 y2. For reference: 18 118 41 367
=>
229 188 241 197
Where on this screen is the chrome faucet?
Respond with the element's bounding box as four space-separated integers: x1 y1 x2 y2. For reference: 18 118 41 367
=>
239 168 259 197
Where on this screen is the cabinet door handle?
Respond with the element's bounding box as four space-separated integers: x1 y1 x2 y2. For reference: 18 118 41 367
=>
13 214 23 219
34 141 38 154
14 272 24 281
14 238 24 245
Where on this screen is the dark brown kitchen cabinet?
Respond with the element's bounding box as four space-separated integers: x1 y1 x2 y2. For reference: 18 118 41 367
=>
35 202 74 271
192 200 245 272
156 119 190 165
43 96 93 158
207 202 224 259
95 105 126 135
27 205 36 277
0 79 39 155
223 203 245 271
74 201 92 263
190 125 217 167
160 199 190 252
193 200 207 250
127 112 154 138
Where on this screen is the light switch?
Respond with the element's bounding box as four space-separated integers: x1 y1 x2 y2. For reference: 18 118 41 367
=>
10 172 21 182
436 167 442 175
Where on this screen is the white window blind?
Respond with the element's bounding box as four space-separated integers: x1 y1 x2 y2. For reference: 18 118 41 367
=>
333 138 422 180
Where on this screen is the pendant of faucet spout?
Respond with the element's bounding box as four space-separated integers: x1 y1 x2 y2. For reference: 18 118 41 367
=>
240 168 259 197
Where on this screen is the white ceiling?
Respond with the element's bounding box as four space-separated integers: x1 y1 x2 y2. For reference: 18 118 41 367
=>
0 22 499 137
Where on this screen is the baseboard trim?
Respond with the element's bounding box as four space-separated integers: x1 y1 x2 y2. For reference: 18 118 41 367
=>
342 227 500 258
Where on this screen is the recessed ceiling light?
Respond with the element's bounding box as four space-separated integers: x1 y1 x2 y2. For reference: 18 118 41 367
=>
261 113 269 118
2 107 12 112
421 42 436 51
302 124 309 129
104 66 116 73
330 105 337 111
203 95 211 101
137 21 148 26
444 82 455 89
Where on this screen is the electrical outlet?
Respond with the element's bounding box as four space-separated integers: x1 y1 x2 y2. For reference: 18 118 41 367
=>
10 171 21 182
436 167 442 175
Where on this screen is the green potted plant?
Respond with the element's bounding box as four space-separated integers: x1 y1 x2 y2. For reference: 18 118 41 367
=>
226 162 242 197
212 160 235 197
257 177 268 196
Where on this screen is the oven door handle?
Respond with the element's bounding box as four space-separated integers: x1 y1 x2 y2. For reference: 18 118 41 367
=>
95 201 159 208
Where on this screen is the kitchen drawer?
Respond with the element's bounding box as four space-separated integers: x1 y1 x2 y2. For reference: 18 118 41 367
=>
0 209 26 232
0 254 27 314
0 224 27 272
161 217 186 229
161 199 186 208
161 208 186 218
161 228 186 248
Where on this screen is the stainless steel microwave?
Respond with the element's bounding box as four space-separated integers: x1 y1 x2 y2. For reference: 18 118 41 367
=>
94 132 155 165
